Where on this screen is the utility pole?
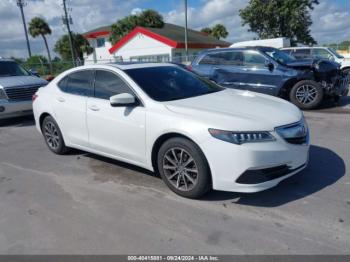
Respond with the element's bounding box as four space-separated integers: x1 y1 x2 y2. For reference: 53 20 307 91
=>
184 0 189 62
17 0 31 58
62 0 75 66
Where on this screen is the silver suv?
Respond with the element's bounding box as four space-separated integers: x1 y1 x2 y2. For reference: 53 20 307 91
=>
0 59 47 120
282 47 350 75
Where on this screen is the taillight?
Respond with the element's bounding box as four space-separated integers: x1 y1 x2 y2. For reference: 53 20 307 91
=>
187 65 193 71
32 94 38 102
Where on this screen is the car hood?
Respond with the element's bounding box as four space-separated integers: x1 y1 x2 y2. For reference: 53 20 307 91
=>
0 75 47 89
164 89 302 131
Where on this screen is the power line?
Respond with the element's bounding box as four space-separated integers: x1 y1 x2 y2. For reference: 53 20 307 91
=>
17 0 31 58
62 0 75 66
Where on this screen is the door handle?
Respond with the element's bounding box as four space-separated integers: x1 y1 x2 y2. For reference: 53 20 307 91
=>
88 105 100 111
57 97 65 102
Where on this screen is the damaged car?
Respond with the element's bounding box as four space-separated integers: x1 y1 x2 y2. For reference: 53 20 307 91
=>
190 46 349 109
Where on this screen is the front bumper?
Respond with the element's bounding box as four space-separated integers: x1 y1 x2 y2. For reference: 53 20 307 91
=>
324 75 350 96
0 99 33 120
200 131 309 193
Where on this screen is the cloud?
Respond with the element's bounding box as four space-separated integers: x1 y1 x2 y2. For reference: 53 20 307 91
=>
0 0 349 59
310 1 350 44
165 0 257 43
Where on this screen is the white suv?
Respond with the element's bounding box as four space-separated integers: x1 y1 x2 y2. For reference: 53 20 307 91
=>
33 63 309 198
282 47 350 74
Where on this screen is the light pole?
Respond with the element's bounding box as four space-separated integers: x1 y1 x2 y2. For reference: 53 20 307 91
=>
184 0 188 62
62 0 75 66
17 0 32 58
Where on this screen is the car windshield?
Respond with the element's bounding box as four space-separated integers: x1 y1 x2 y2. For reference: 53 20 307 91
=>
0 61 30 77
261 48 296 65
125 66 224 102
328 48 344 59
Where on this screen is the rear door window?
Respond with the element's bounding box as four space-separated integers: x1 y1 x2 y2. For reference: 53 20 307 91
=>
291 49 311 59
199 51 244 66
58 70 94 96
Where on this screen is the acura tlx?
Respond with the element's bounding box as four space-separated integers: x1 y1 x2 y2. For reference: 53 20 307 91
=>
33 63 309 198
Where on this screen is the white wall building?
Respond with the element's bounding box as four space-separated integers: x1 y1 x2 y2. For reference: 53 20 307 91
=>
83 23 231 64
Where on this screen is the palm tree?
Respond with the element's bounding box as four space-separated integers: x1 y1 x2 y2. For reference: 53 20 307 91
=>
29 17 53 74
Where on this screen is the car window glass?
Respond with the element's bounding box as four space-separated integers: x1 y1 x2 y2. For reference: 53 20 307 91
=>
57 76 68 91
64 70 93 96
313 49 332 60
243 51 267 67
199 51 244 66
94 70 132 100
291 49 311 59
125 66 223 102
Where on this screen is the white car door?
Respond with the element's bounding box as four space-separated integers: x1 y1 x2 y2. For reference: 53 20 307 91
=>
53 70 93 147
86 69 146 164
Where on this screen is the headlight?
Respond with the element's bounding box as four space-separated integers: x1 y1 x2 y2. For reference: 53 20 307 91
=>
0 89 8 100
276 118 308 139
209 129 275 145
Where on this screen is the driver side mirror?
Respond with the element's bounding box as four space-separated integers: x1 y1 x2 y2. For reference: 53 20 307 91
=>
29 68 40 77
110 93 137 107
265 61 274 71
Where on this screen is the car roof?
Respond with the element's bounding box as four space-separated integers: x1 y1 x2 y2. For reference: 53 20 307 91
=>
72 62 181 71
282 46 327 50
0 58 15 62
198 46 278 54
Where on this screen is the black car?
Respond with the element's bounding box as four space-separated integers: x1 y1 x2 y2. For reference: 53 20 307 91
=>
190 46 349 109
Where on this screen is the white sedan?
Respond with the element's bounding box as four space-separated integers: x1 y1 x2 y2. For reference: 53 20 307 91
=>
33 63 309 198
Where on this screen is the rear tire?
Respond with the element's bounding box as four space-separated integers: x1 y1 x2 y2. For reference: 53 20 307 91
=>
157 137 211 198
289 80 324 110
41 115 69 155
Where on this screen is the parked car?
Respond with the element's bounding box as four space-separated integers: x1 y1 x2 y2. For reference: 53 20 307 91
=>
281 47 350 75
190 47 349 110
33 63 309 198
0 59 48 120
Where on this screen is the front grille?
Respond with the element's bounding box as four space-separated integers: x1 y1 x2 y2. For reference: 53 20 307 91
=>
236 164 306 184
4 86 40 101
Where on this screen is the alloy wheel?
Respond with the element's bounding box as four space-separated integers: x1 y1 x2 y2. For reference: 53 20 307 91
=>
43 121 60 150
162 147 198 191
296 85 317 105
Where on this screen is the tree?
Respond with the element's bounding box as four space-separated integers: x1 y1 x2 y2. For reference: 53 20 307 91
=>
28 17 53 73
200 27 212 35
239 0 319 46
54 33 93 62
211 24 229 40
200 24 229 40
110 9 164 45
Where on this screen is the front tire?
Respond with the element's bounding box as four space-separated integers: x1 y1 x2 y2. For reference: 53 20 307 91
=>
41 115 69 155
289 80 324 110
157 137 211 198
342 68 350 76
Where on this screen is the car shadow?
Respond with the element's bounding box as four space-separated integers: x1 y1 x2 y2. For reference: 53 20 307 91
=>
0 115 35 127
316 95 350 113
202 145 345 207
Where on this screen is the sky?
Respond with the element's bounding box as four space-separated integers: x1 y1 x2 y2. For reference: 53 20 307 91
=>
0 0 349 59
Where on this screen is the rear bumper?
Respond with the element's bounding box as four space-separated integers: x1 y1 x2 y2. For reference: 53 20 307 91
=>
0 99 33 120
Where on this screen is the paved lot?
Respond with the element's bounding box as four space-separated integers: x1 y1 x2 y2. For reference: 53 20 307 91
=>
0 97 349 255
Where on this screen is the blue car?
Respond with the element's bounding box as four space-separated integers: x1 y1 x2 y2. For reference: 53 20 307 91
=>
190 46 349 109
